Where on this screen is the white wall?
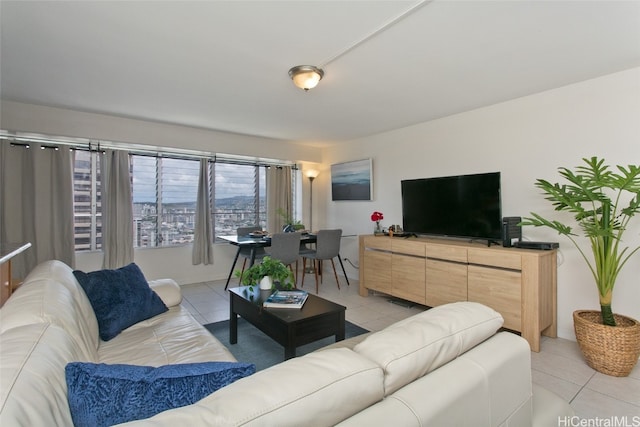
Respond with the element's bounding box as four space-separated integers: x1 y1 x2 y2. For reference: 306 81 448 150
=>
319 67 640 341
0 101 323 163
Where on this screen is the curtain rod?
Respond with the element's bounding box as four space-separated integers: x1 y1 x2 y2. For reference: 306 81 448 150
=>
0 130 297 169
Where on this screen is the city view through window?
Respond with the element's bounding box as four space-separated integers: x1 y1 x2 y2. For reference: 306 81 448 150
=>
73 151 272 251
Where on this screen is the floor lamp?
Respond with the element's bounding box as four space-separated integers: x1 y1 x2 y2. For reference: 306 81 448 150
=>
306 169 319 232
305 169 319 274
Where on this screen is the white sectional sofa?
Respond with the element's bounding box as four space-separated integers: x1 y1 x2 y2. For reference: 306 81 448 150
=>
0 260 573 426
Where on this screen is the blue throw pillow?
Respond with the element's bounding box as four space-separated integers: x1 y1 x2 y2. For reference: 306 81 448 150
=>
65 361 256 427
73 263 168 341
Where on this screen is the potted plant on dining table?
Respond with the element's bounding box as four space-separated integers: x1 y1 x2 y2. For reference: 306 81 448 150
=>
277 208 305 232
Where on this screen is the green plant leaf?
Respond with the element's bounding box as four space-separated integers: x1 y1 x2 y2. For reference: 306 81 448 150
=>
521 157 640 326
276 208 301 226
234 256 294 289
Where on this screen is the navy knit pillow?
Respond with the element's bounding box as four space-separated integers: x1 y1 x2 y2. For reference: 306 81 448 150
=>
73 263 168 341
66 362 256 427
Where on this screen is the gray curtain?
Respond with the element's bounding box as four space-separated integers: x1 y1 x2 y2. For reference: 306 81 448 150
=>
0 141 75 279
266 166 292 233
192 158 213 265
101 149 134 269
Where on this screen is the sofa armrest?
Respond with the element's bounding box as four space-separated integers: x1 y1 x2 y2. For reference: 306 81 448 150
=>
337 332 534 427
148 279 182 307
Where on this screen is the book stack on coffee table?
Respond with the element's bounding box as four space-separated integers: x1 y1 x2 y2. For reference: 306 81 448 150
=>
263 290 308 309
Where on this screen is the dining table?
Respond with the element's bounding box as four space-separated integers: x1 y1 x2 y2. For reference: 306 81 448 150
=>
219 233 318 289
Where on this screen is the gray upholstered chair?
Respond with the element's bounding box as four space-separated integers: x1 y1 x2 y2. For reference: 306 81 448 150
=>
297 227 316 261
236 225 266 282
265 232 302 284
301 229 343 293
295 225 314 256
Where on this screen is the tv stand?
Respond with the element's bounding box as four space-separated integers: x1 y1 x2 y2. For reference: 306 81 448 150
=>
359 235 557 352
387 232 416 238
470 238 500 247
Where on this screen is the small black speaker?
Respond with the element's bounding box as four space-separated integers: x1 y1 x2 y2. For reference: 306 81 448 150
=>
502 217 522 247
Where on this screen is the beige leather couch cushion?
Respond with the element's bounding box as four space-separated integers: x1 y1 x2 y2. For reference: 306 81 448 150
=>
0 278 99 361
456 331 534 426
120 348 385 427
354 301 504 395
99 305 236 365
338 332 534 427
92 274 231 366
0 323 88 426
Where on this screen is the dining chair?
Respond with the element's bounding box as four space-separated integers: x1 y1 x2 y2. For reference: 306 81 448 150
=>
296 224 315 257
301 229 343 293
303 230 349 285
236 225 266 284
265 232 302 284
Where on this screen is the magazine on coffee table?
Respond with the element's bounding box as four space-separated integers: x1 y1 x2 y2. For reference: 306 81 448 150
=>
263 290 308 309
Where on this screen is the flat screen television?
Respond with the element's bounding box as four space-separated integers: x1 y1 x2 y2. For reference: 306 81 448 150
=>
401 172 502 242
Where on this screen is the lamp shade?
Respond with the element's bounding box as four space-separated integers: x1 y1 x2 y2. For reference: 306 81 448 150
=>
289 65 324 91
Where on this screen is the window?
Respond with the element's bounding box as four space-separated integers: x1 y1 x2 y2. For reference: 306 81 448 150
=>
212 162 266 238
131 156 199 248
73 150 102 251
73 152 274 251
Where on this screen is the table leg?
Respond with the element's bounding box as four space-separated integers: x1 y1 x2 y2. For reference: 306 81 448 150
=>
338 255 350 286
284 345 296 360
285 325 296 360
336 311 346 342
229 296 238 344
225 246 242 290
249 246 257 267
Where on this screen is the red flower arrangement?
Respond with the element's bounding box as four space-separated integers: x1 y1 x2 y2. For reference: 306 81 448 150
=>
371 211 384 233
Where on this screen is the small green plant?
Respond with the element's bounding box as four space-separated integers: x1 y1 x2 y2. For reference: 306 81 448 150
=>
234 256 295 290
276 208 304 229
521 157 640 326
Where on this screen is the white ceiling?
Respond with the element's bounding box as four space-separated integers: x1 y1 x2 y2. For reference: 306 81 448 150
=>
1 1 639 145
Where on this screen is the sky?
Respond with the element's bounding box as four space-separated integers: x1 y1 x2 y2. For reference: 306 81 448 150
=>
131 157 266 203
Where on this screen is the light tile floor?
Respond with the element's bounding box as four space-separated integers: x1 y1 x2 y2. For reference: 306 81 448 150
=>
181 274 640 422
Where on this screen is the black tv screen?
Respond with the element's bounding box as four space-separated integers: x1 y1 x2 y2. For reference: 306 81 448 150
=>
401 172 502 241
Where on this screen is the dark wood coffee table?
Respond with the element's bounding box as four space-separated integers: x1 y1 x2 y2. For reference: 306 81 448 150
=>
228 286 346 360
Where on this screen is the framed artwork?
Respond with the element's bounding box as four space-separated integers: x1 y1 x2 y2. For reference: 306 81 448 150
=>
331 158 373 201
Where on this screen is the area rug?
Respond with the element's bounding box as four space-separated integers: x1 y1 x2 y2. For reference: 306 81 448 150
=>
204 318 369 371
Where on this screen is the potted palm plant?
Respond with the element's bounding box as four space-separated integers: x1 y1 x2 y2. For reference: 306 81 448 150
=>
235 256 295 291
521 156 640 376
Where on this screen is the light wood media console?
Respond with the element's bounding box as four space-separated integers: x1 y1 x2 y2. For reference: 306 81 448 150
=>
358 235 557 352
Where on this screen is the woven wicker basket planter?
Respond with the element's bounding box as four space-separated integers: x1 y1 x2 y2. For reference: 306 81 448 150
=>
573 310 640 377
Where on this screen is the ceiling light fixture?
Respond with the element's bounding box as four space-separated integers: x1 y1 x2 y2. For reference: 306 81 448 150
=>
288 65 324 91
287 0 431 92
